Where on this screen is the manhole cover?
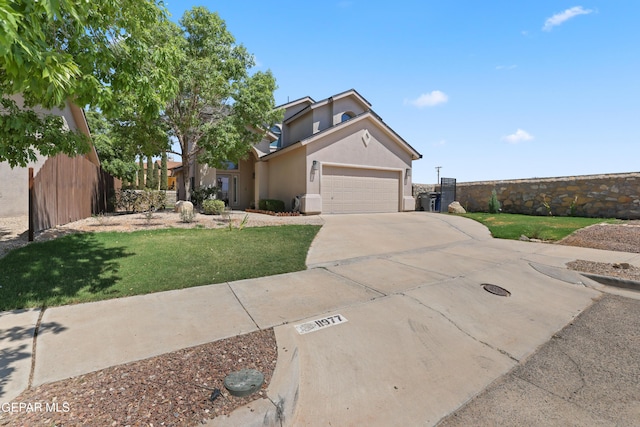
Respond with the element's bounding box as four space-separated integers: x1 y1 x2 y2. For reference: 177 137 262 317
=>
224 369 264 397
481 283 511 297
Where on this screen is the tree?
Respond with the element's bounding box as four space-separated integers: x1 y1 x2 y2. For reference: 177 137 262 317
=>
163 7 282 201
160 152 168 191
138 157 144 189
85 109 138 181
0 0 179 167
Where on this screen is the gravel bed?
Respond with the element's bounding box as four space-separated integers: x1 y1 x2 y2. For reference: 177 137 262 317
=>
0 329 277 426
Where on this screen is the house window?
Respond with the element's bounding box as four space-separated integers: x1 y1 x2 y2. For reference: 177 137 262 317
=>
269 124 282 149
341 112 355 122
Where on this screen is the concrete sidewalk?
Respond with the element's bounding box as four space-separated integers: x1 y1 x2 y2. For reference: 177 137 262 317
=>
1 212 639 426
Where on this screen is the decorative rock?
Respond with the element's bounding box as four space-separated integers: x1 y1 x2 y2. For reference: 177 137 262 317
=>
519 235 530 241
174 201 193 214
448 201 466 214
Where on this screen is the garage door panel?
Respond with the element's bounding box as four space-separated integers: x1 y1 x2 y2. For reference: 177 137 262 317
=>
322 166 400 214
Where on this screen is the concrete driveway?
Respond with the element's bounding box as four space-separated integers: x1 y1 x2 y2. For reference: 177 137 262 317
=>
215 212 640 426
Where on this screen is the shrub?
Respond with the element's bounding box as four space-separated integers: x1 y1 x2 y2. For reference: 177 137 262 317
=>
488 190 501 214
190 185 217 207
259 199 285 212
202 199 225 215
179 206 196 223
115 189 166 213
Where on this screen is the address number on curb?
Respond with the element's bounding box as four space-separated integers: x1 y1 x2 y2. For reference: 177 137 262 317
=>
295 314 348 335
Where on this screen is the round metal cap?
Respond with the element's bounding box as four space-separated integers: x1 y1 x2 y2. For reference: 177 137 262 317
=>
224 369 264 397
481 283 511 297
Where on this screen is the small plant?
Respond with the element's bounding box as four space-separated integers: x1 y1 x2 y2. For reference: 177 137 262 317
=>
142 208 155 225
238 214 249 231
569 195 579 217
541 195 552 216
488 190 501 214
526 223 546 240
92 212 109 226
202 199 225 215
179 206 196 223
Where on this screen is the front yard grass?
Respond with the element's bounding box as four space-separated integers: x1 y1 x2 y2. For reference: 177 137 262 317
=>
461 213 618 241
0 225 320 311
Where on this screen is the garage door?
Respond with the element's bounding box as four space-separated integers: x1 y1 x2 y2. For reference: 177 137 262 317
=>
322 166 400 214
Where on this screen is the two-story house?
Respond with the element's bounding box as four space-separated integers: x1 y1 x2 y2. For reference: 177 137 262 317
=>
192 89 422 214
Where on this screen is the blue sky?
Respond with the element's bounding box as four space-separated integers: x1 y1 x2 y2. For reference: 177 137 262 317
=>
165 1 639 184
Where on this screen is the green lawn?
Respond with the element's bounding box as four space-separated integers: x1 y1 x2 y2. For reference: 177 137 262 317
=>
461 213 618 241
0 225 320 311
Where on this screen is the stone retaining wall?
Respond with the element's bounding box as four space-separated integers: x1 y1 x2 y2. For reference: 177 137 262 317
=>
413 172 640 219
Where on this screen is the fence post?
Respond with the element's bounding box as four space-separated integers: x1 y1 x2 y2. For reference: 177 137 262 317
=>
28 167 34 242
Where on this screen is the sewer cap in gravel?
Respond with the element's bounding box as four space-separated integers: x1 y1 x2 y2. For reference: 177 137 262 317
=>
224 369 264 397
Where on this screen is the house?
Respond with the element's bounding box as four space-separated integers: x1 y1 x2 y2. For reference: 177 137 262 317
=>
0 95 100 218
190 89 422 214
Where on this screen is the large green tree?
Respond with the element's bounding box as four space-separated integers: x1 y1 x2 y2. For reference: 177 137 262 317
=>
0 0 178 166
85 109 138 181
164 7 282 201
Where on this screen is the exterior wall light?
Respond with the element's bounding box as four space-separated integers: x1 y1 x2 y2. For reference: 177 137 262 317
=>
405 168 411 179
312 160 319 172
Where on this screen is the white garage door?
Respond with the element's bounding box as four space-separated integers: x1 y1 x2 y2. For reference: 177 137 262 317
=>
322 166 400 214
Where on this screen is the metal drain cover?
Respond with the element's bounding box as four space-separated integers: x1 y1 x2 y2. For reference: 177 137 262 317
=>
482 283 511 297
224 369 264 397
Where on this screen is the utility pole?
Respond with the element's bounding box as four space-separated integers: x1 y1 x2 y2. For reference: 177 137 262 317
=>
435 166 442 185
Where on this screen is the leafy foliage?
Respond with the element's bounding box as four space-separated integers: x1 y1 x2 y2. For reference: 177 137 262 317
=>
85 109 138 180
190 185 218 207
202 199 226 215
259 199 286 213
0 0 179 166
0 97 90 166
114 189 166 212
164 7 282 200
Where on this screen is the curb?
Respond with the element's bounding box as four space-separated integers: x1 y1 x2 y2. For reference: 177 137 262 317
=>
579 273 640 291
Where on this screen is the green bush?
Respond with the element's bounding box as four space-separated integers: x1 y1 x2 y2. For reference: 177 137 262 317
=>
202 199 226 215
115 189 166 212
190 185 217 207
488 190 501 214
259 199 285 212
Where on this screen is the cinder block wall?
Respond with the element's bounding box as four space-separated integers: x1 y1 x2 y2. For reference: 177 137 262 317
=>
413 172 640 219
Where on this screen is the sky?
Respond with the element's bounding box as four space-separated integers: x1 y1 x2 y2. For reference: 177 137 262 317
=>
164 1 639 185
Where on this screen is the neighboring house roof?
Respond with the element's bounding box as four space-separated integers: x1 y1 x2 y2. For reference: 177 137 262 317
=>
261 110 422 161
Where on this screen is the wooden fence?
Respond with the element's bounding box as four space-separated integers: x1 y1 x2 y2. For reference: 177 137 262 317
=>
29 154 121 239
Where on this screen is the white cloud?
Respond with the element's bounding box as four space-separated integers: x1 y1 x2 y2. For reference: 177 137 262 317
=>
432 139 447 147
503 129 534 144
543 6 593 31
406 91 449 108
496 64 517 70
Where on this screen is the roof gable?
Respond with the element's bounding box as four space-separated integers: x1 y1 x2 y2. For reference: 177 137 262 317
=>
262 111 421 161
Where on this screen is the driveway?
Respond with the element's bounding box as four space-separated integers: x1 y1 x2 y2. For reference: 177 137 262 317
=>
217 212 640 426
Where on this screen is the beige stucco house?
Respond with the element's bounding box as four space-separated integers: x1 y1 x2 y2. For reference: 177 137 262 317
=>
191 89 421 214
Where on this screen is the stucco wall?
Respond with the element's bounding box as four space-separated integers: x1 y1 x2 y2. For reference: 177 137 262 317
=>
0 156 48 217
331 97 366 125
266 147 306 210
283 112 313 148
415 172 640 219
